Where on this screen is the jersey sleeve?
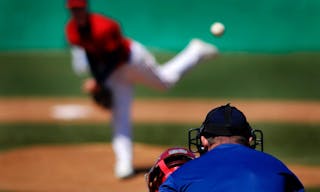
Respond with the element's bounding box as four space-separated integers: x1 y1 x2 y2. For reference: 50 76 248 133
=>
159 176 179 192
101 19 123 52
280 172 305 192
65 20 80 45
70 45 90 76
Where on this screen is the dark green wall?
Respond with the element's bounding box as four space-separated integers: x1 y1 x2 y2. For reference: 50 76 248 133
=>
0 0 319 52
0 0 68 50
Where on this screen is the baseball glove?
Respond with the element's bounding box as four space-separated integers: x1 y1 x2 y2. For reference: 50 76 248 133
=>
91 85 113 109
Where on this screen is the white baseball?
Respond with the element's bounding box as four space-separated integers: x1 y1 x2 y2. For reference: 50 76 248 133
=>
210 22 225 37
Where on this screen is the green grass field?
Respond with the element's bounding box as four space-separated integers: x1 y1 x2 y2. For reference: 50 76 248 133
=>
0 51 320 159
1 51 320 99
1 51 320 191
1 122 320 165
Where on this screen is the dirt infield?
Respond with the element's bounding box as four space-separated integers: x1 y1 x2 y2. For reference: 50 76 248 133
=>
2 98 320 124
0 98 320 191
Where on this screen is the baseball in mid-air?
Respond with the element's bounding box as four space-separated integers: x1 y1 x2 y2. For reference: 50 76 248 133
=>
210 22 225 37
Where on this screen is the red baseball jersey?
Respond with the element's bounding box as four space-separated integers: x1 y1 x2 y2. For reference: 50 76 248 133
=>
66 13 131 76
66 13 131 82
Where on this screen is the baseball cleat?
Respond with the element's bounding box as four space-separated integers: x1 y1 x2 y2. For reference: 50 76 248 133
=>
188 38 219 60
115 163 134 179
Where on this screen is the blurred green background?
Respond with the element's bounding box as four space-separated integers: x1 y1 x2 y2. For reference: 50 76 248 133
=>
1 0 320 191
1 0 320 52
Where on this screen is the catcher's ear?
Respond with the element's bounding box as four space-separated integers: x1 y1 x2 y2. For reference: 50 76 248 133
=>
200 136 209 147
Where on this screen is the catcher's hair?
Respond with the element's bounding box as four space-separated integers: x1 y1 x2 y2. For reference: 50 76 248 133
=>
207 135 250 146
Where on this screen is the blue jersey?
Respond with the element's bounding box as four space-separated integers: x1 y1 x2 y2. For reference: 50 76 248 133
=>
159 144 304 192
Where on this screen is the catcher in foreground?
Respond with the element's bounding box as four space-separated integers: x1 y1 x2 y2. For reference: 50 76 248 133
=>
145 147 195 192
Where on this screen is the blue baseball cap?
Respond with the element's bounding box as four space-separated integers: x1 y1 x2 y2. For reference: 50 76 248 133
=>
200 103 252 139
